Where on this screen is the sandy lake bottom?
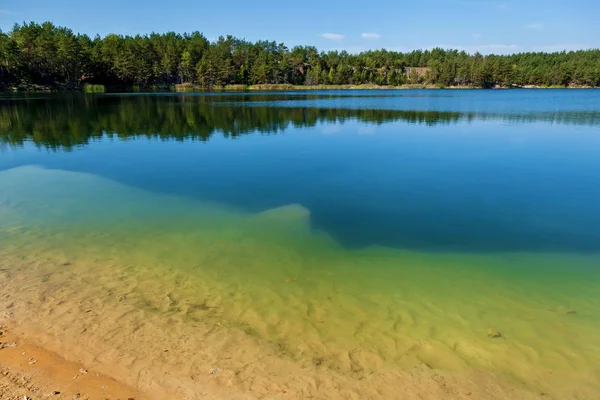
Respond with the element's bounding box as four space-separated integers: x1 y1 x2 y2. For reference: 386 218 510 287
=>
1 165 599 399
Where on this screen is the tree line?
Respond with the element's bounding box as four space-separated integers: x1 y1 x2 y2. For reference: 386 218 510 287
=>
1 21 600 90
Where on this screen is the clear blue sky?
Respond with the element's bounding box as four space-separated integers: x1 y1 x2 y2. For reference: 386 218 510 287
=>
1 0 598 54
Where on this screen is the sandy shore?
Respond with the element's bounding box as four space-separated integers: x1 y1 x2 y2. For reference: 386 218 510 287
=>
0 325 143 400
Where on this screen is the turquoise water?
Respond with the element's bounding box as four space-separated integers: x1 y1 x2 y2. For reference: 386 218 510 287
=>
1 90 600 398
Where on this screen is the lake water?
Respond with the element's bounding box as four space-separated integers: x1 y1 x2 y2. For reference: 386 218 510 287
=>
1 90 599 399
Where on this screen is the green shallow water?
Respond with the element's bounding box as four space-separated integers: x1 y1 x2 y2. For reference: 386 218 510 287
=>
1 165 599 396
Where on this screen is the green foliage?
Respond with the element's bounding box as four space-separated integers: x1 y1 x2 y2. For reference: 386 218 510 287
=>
1 22 600 90
83 83 105 93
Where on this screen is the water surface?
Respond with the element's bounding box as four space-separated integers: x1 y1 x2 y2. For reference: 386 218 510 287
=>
1 90 599 399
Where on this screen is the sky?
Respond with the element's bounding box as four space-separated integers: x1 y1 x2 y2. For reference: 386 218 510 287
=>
0 0 598 54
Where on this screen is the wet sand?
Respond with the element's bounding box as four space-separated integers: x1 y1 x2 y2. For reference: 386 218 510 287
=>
0 325 142 400
1 166 599 399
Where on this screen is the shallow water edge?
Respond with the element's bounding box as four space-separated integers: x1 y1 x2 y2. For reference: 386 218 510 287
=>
1 166 599 399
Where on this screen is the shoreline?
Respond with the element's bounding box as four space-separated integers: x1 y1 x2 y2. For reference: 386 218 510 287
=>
1 83 598 94
0 324 143 400
175 83 598 92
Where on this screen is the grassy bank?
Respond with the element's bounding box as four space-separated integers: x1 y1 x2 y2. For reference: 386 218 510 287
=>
83 84 106 93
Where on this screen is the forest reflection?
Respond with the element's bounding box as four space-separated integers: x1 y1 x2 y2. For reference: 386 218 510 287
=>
1 93 599 150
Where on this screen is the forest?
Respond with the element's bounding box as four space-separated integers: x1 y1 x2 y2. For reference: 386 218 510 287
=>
1 21 600 90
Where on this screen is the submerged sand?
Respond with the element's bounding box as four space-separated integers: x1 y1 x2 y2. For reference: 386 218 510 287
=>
0 166 599 399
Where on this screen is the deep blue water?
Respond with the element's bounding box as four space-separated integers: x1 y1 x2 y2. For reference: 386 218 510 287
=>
1 89 600 252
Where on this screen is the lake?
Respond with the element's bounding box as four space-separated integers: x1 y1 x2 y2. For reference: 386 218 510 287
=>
1 89 599 399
